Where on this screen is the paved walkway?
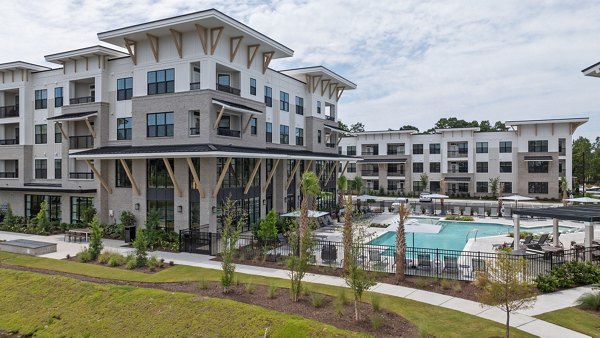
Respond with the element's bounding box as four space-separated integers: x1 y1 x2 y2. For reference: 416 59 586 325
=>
0 231 591 338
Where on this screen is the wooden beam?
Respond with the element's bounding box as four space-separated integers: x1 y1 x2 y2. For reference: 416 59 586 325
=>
262 159 280 193
213 157 232 197
336 86 345 101
304 160 313 173
210 27 224 55
119 159 140 196
170 29 183 58
285 160 301 191
312 75 322 93
317 161 328 180
229 36 244 62
325 161 339 186
242 115 254 134
195 24 209 54
244 159 262 194
85 160 112 194
213 106 226 129
55 122 68 141
262 51 275 74
146 34 160 62
124 38 137 65
186 158 205 198
162 158 182 197
320 79 330 96
84 118 96 139
328 83 339 99
247 44 260 69
340 161 349 176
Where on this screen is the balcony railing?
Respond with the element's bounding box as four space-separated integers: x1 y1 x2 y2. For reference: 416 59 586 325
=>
325 115 335 121
69 135 94 149
448 168 469 174
361 151 379 155
69 96 95 105
325 143 336 148
217 128 241 138
0 105 19 118
447 151 468 158
0 172 17 178
70 172 94 179
216 83 241 96
361 170 379 176
387 171 405 177
0 139 18 145
190 82 201 90
190 127 200 135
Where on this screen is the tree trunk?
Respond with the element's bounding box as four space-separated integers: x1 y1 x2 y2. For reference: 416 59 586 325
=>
354 299 359 322
395 204 408 282
343 194 352 271
505 310 510 338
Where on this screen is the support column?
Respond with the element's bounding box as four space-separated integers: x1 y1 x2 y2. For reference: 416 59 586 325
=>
513 214 521 251
584 222 594 262
552 218 559 247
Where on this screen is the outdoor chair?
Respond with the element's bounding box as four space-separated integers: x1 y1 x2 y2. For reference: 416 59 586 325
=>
416 253 432 269
521 235 533 246
453 206 460 215
277 233 288 246
325 215 335 225
490 207 498 217
493 240 514 250
478 207 485 217
443 255 459 273
503 207 512 218
464 207 471 215
321 244 338 266
471 258 486 276
525 233 549 251
392 256 415 269
368 250 389 269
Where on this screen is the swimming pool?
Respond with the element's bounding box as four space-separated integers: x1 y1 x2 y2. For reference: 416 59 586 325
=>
369 221 574 252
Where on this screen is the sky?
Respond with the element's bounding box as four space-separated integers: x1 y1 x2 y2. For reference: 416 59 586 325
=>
1 0 599 140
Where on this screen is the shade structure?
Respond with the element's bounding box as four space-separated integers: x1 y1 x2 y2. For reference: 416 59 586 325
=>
564 197 600 204
355 194 378 202
428 194 449 199
280 210 329 218
386 218 443 250
499 195 536 208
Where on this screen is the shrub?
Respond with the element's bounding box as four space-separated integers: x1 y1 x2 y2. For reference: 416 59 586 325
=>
414 277 432 288
77 249 92 263
245 283 256 294
445 215 474 221
310 292 324 308
198 279 209 290
441 279 460 290
65 254 71 260
88 215 103 261
98 251 112 265
125 257 137 270
336 290 348 306
108 254 126 267
335 301 345 317
147 256 159 269
267 284 278 299
536 261 600 293
132 230 148 268
453 282 463 293
576 290 600 311
371 294 381 312
169 260 175 266
370 314 384 331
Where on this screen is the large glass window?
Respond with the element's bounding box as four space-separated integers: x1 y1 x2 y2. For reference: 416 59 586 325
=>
528 161 549 173
295 127 304 146
317 130 322 143
413 144 423 154
476 162 488 173
528 182 548 194
499 141 512 153
117 117 132 140
70 196 93 224
317 101 321 114
280 125 289 144
347 163 356 173
25 195 61 221
387 143 404 155
502 182 512 194
35 89 47 109
147 69 174 95
500 162 512 173
35 159 47 179
347 146 356 156
476 142 488 153
250 78 256 95
54 159 61 179
430 162 440 173
250 118 257 135
279 91 289 111
528 140 548 152
295 96 304 115
117 77 133 101
264 86 272 107
147 159 175 230
429 143 441 154
116 159 132 187
147 112 174 137
413 181 423 193
476 181 488 193
35 124 47 144
412 162 423 173
147 159 174 188
266 122 272 142
54 124 62 143
54 87 63 107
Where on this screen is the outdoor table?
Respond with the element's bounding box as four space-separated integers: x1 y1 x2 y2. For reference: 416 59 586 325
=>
66 228 91 242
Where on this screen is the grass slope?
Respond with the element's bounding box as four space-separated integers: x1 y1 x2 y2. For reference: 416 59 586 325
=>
0 268 362 338
536 307 600 338
0 252 534 337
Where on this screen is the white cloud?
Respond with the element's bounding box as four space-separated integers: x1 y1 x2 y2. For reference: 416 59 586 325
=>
1 0 598 137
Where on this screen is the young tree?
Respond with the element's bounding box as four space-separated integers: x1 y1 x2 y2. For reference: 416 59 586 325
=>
80 205 97 225
257 208 278 256
88 214 103 261
476 254 537 338
395 203 410 282
144 208 161 250
489 177 501 198
34 200 50 234
343 195 353 271
299 171 320 254
220 197 244 293
420 173 429 192
132 229 148 267
337 175 347 212
560 176 568 206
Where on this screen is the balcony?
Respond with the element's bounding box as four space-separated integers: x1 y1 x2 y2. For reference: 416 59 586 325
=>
69 96 95 105
0 105 19 118
387 171 405 177
447 151 468 158
217 128 240 138
216 83 240 96
0 172 17 178
361 170 379 176
190 127 200 135
70 172 94 179
325 142 336 148
0 139 18 145
325 115 335 121
447 168 469 174
190 82 201 90
69 135 94 149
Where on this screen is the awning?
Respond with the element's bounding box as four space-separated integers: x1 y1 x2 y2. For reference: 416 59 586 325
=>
212 98 262 114
47 111 97 121
524 155 553 162
513 205 600 222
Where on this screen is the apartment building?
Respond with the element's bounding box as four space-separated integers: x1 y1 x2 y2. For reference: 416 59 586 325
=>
0 9 356 232
339 118 588 198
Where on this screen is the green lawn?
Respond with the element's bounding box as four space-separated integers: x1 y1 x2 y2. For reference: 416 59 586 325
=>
0 252 535 337
536 307 600 338
0 268 362 337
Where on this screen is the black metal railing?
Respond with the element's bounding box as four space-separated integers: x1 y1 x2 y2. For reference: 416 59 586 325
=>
69 135 94 149
190 127 200 135
190 82 201 90
0 139 18 145
217 128 241 137
0 105 19 118
387 171 405 176
447 151 468 158
325 115 335 121
361 170 379 176
69 96 95 105
216 83 241 96
0 172 17 178
69 172 94 179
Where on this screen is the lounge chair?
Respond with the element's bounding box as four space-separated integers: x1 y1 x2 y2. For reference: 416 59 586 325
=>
490 207 498 217
478 207 485 217
521 235 533 246
368 250 389 269
472 258 486 275
464 207 471 216
417 253 431 269
525 233 549 251
277 233 288 246
503 207 512 218
321 244 338 265
453 206 460 215
325 215 335 226
493 240 514 250
443 255 459 273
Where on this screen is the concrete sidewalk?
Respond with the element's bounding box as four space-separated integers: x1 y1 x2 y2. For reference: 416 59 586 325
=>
0 230 590 338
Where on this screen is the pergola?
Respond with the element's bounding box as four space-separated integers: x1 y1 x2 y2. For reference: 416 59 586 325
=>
512 206 600 260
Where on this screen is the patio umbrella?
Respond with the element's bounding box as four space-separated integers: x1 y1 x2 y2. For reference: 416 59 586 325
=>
499 195 535 208
428 194 449 215
280 210 330 218
563 197 600 204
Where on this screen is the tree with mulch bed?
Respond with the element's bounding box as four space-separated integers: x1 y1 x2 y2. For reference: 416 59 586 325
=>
220 197 245 293
256 208 278 257
87 215 103 261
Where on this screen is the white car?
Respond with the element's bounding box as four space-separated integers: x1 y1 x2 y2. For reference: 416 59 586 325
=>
419 192 432 202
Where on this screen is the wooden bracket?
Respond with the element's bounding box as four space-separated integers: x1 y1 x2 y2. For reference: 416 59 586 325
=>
213 157 232 197
55 122 68 141
119 159 140 196
320 79 330 96
170 29 183 58
210 27 224 55
229 36 244 62
84 118 96 139
336 87 345 101
69 58 78 73
247 44 260 69
186 158 205 198
85 160 112 194
124 38 137 65
195 24 209 54
328 83 338 99
262 159 280 193
83 56 89 71
213 106 226 129
242 115 254 134
244 159 262 194
312 75 322 93
285 160 301 191
146 34 160 62
325 161 339 186
262 51 275 74
340 161 349 176
317 161 328 180
163 158 182 197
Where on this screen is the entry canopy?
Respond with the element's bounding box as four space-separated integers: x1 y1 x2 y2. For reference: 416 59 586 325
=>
512 205 600 223
281 210 329 218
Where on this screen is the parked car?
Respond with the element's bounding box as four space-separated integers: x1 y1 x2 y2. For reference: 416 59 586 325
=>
419 192 432 202
390 197 409 212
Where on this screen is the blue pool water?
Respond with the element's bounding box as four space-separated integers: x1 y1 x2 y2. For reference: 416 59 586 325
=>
369 221 574 252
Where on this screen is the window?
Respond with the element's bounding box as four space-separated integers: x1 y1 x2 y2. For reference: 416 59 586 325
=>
147 112 174 137
430 181 440 193
35 159 47 179
347 146 356 156
476 162 488 173
35 124 47 144
35 89 47 109
528 140 548 152
70 196 93 224
25 195 61 221
54 124 62 143
430 162 441 173
413 162 423 173
528 161 549 173
429 143 441 154
250 78 256 95
295 96 304 115
54 87 63 107
387 143 405 155
413 144 423 154
54 159 61 179
558 138 566 156
476 142 488 153
147 69 174 95
264 86 272 107
317 130 322 143
317 101 321 114
279 91 289 111
250 118 257 135
280 125 289 144
499 141 512 153
338 146 342 155
502 182 512 194
362 144 379 155
116 159 132 187
189 111 200 135
528 182 548 194
347 163 356 173
117 117 132 140
147 158 174 188
413 181 423 193
295 127 304 146
499 162 512 173
266 122 272 143
476 181 488 193
117 77 133 101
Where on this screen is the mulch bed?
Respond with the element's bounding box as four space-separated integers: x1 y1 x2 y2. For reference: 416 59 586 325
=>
64 256 174 274
0 264 418 337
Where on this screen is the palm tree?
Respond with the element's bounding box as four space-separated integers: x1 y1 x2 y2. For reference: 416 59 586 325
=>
299 171 320 259
337 175 352 271
560 176 568 206
353 176 363 211
395 203 410 282
337 175 347 212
